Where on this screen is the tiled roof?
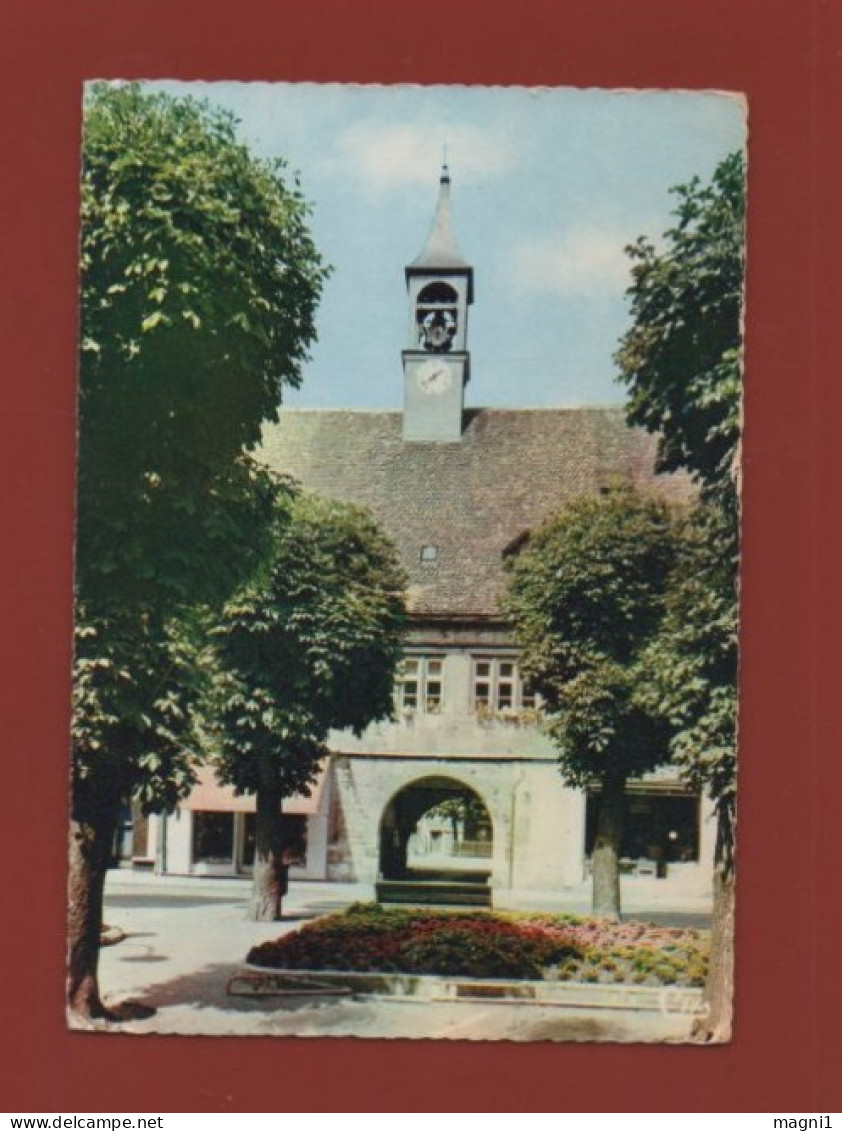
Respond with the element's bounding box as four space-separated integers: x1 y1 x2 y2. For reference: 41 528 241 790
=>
259 407 692 619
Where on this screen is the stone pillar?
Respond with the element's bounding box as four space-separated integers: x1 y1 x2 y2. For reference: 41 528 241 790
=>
563 788 588 887
698 791 717 891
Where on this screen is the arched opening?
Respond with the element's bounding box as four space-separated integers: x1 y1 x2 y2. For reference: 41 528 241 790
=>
416 281 459 352
377 776 493 904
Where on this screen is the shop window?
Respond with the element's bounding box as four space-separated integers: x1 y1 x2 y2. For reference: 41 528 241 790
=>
585 792 700 865
241 814 308 869
192 811 234 868
395 656 444 713
282 815 308 866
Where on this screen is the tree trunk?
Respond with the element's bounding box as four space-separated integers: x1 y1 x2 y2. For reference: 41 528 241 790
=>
591 775 626 920
248 760 286 921
694 797 735 1042
67 797 119 1021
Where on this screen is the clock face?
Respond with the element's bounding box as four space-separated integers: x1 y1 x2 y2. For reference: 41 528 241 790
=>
417 360 453 395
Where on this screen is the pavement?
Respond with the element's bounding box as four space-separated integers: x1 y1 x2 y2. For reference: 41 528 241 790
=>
87 871 711 1042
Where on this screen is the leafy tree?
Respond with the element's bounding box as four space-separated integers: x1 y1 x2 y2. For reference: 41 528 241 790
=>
615 151 744 493
210 493 406 921
503 488 679 919
425 793 491 841
615 152 745 1039
70 83 328 1020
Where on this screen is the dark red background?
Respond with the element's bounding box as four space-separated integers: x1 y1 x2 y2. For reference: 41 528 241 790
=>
1 0 839 1113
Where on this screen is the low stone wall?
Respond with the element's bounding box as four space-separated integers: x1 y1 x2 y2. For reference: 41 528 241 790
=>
236 967 704 1014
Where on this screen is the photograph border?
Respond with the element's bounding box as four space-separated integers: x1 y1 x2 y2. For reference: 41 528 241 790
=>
2 0 840 1112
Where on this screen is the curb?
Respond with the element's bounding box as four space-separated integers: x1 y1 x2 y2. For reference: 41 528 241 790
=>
239 966 705 1014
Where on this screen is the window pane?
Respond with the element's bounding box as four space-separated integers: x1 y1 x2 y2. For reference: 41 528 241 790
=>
500 662 515 678
475 681 490 704
475 661 491 677
403 659 420 675
426 680 442 708
427 659 443 676
497 682 514 709
403 681 418 707
241 814 256 868
282 815 308 867
192 812 234 865
584 793 699 863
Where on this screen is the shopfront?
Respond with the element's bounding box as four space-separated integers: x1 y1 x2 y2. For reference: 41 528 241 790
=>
144 764 330 880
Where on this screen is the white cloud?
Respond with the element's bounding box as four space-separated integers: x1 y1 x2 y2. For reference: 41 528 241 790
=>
324 119 517 190
513 226 636 299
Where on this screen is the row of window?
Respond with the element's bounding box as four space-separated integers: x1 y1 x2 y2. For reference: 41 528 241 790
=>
395 655 538 715
192 811 308 871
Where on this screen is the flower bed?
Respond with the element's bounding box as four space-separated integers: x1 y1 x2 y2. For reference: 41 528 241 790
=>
246 903 708 987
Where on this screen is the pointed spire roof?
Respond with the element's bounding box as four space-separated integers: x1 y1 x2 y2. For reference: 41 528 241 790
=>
406 163 474 303
409 163 471 271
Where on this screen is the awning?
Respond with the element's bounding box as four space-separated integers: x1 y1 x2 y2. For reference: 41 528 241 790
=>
181 764 328 816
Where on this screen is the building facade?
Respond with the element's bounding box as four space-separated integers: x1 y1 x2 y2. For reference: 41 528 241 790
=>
141 166 715 902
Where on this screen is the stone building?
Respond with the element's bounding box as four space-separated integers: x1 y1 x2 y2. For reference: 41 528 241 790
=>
142 166 714 903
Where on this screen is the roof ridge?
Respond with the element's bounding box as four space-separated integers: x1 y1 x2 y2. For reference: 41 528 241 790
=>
274 403 627 415
275 407 402 415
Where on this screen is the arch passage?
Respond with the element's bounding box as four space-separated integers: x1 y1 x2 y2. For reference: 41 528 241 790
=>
378 775 492 882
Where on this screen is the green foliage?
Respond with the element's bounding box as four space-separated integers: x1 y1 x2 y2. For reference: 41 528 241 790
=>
424 793 490 830
211 492 407 797
502 487 679 788
73 83 329 815
640 499 738 810
615 152 745 492
78 82 329 612
616 153 744 817
397 925 574 980
72 608 204 814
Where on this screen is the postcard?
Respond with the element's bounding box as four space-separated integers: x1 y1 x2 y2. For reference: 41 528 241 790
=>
68 81 745 1042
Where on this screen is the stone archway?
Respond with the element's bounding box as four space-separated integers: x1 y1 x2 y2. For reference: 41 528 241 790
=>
377 776 493 903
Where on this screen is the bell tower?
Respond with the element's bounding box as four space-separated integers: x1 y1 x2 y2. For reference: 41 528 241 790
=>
402 164 474 442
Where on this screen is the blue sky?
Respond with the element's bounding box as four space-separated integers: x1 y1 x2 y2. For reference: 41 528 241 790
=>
150 82 746 411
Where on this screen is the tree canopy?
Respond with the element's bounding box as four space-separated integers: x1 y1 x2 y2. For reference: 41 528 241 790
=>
503 487 680 917
69 83 329 1016
639 501 738 816
73 84 330 810
503 487 678 789
615 152 744 819
615 151 745 492
78 82 329 613
212 493 407 796
615 151 744 1034
210 492 406 918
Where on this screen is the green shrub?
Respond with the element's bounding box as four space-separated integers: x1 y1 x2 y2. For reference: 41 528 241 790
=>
399 924 578 980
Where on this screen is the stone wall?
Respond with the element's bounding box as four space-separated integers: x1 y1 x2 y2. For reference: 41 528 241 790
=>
326 752 586 893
